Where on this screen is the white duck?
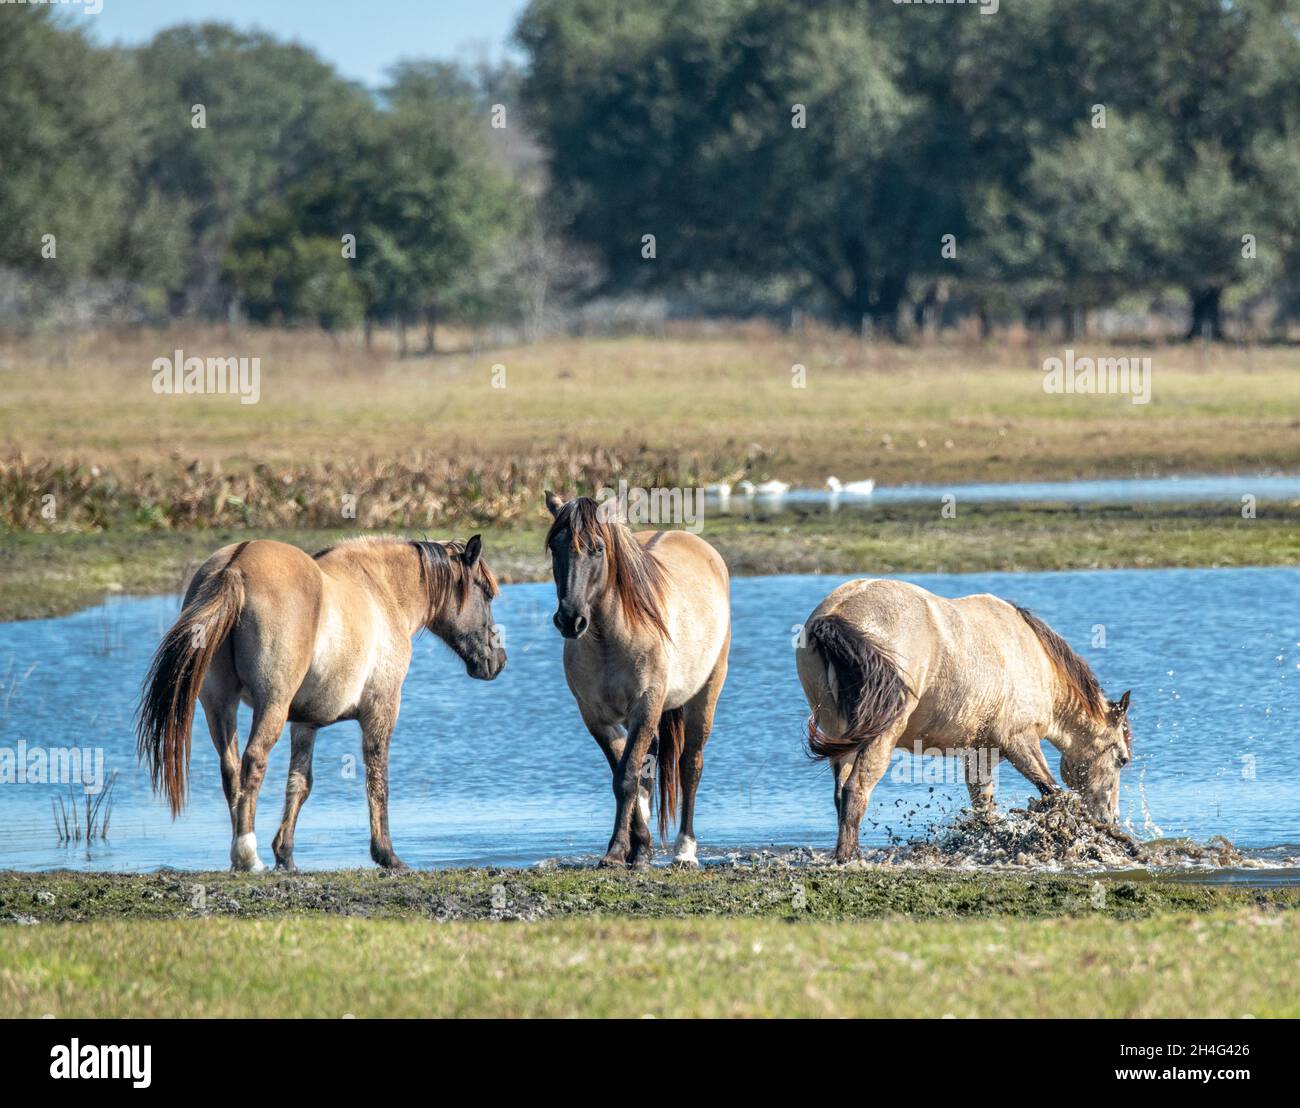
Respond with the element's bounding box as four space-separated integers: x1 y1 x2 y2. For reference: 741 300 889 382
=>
751 479 790 497
826 475 875 496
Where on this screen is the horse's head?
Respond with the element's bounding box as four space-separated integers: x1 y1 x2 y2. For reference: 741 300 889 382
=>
544 491 614 640
421 535 506 680
1060 689 1132 823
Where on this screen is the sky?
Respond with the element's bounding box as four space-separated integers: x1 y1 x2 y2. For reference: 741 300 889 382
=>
81 0 528 87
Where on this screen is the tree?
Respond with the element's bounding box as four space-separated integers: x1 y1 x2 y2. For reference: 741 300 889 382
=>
135 24 374 315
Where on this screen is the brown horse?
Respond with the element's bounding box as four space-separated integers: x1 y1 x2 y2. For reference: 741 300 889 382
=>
796 578 1132 862
137 535 505 872
544 492 730 867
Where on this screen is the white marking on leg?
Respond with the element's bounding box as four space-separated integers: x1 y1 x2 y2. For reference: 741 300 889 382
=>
637 791 651 825
672 833 698 866
232 832 266 873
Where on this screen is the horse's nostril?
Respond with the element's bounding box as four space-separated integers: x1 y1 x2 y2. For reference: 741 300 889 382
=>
574 615 589 636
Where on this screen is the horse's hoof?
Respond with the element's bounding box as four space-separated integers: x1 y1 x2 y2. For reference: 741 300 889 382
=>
274 858 297 873
628 854 652 871
671 856 700 870
598 853 627 868
377 858 409 873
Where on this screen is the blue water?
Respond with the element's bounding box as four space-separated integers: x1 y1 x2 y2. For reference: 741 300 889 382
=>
731 473 1300 509
0 568 1296 871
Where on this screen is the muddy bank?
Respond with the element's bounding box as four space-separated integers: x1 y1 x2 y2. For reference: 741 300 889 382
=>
857 793 1274 872
3 864 1298 926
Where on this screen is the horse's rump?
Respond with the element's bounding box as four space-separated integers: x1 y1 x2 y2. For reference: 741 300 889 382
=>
804 613 912 760
136 548 248 815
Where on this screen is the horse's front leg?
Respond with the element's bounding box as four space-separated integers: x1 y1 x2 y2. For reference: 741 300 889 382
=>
603 694 663 869
360 701 406 871
580 712 655 865
1001 735 1058 798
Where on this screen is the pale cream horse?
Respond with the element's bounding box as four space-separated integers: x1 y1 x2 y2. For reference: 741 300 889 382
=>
544 492 731 867
796 578 1132 862
137 536 505 872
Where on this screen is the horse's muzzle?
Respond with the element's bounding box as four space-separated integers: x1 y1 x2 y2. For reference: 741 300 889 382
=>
468 649 506 681
553 611 590 639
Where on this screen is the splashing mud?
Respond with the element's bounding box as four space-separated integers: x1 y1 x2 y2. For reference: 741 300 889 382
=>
720 793 1281 873
865 793 1255 871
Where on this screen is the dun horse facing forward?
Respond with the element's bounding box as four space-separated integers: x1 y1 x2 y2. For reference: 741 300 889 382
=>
545 492 731 867
137 536 504 872
797 579 1132 862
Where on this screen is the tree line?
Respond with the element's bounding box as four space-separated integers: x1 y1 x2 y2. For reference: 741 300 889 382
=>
4 1 1300 340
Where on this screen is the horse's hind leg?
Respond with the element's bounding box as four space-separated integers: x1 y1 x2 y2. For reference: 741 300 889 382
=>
835 718 908 864
675 638 729 867
232 700 291 872
272 723 318 872
201 696 240 837
200 638 242 838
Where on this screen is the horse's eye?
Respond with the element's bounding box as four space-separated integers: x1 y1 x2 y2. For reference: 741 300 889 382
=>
591 544 605 556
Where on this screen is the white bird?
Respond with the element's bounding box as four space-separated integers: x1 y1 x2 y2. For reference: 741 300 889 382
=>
826 476 875 496
752 479 790 497
704 482 732 499
734 479 755 496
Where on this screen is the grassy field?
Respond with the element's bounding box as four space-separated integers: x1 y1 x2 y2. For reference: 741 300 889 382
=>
3 502 1297 620
3 327 1296 619
4 327 1300 487
4 912 1296 1018
2 869 1296 1017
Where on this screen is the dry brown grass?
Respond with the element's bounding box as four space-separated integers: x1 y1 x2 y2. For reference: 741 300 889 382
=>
3 325 1298 491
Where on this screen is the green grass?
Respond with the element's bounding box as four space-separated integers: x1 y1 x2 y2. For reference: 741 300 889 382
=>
3 911 1295 1017
3 502 1296 621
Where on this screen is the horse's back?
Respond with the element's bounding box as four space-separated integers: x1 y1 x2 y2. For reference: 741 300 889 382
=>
800 577 1055 744
635 529 730 707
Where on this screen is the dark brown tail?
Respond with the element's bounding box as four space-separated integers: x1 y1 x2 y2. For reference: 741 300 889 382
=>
656 706 686 843
136 563 245 816
804 613 911 760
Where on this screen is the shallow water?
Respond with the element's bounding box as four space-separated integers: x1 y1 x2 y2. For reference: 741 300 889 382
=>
0 568 1296 873
725 473 1300 510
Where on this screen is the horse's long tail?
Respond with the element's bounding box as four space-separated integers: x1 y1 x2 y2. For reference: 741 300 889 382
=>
136 560 245 816
656 706 686 842
804 613 911 760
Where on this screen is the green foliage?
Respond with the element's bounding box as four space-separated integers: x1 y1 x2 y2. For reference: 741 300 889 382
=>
0 10 140 279
519 0 1300 333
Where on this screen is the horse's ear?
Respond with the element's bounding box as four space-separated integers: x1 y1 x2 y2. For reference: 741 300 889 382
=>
544 490 565 518
1110 690 1131 719
1118 690 1131 713
463 534 482 568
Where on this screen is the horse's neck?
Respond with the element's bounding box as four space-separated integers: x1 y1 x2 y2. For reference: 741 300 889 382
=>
359 544 431 637
1045 698 1106 755
589 582 630 640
